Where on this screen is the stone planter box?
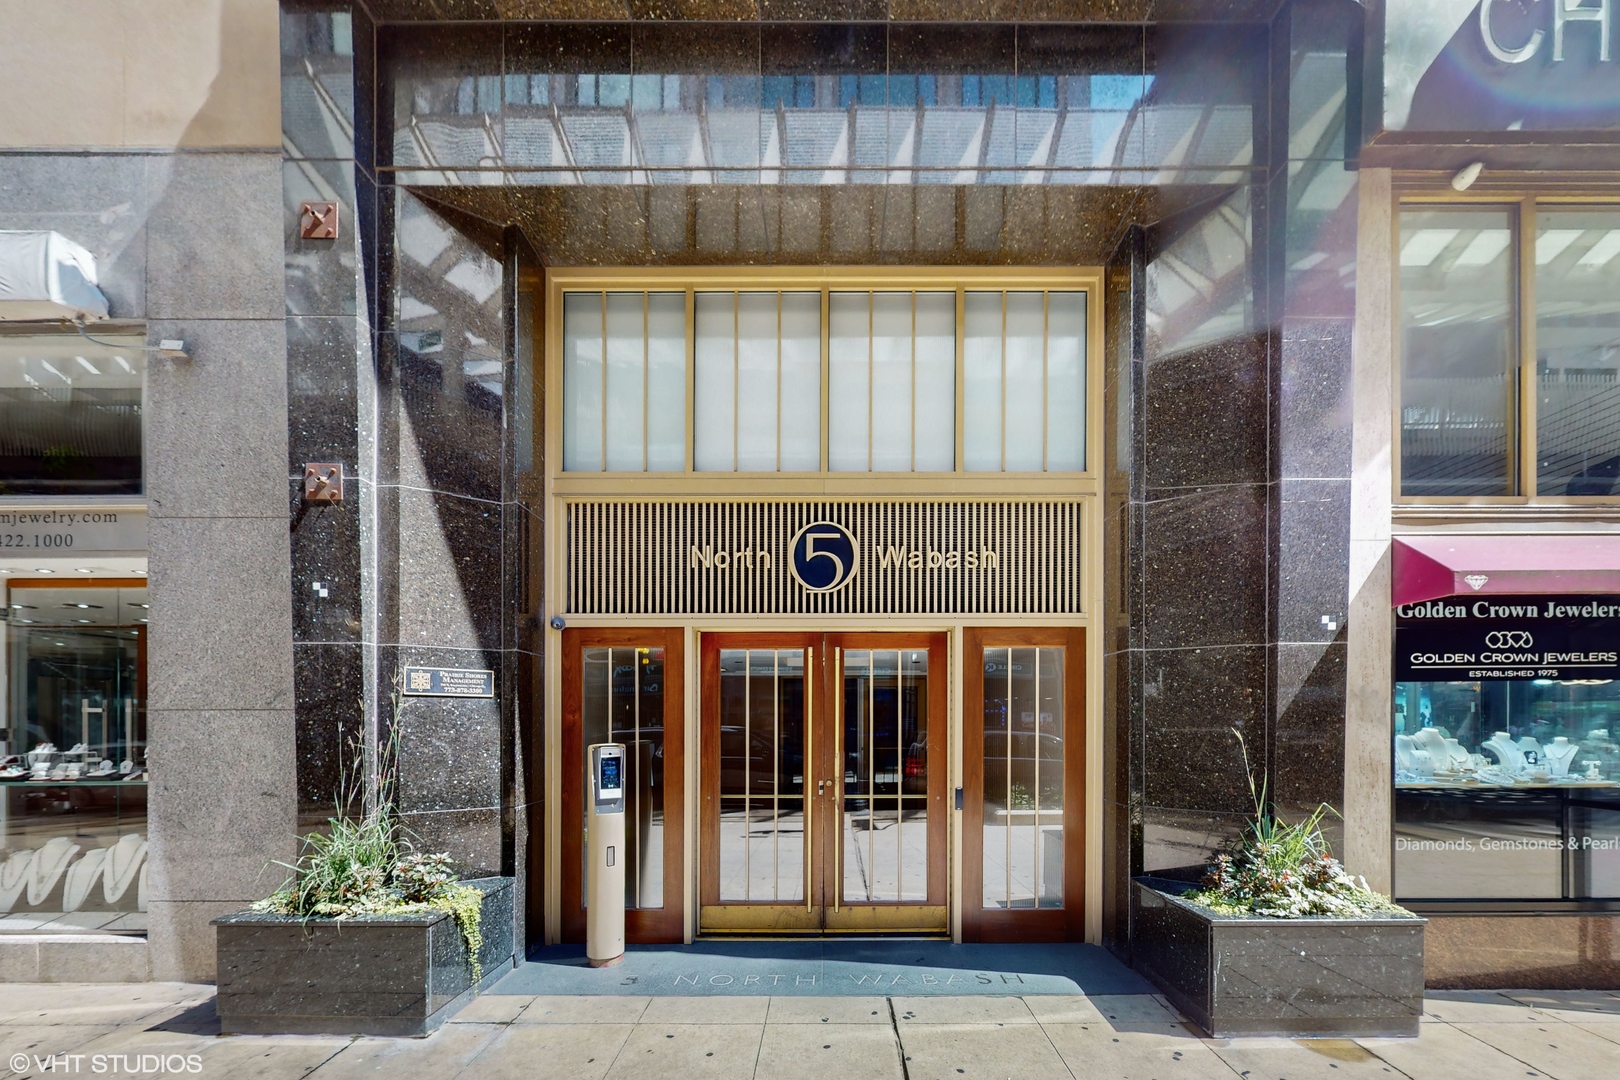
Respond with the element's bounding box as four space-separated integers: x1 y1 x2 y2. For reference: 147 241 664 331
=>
213 876 515 1036
1131 878 1426 1038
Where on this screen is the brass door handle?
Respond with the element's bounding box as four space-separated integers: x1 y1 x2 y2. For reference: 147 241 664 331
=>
818 778 836 796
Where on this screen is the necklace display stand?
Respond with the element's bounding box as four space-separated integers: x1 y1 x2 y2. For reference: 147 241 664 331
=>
102 834 147 905
0 851 31 911
1482 731 1526 774
62 848 107 913
1545 737 1579 778
1443 737 1470 768
27 837 80 906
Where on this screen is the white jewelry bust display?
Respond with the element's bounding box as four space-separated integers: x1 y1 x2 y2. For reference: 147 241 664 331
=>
1396 735 1435 776
1544 737 1579 778
0 851 31 911
102 834 147 905
1482 731 1526 773
1443 738 1470 768
1414 728 1450 762
62 848 107 913
27 837 81 906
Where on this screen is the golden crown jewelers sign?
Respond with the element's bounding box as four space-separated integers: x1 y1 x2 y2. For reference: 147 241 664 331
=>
565 500 1084 616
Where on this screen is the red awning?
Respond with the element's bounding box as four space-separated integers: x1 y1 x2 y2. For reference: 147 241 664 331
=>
1392 535 1620 607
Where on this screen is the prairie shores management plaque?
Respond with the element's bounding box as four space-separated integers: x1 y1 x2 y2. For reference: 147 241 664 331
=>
401 666 495 698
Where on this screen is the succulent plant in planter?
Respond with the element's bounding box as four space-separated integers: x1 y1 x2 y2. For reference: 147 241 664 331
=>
251 809 485 981
1131 729 1425 1038
1184 729 1407 921
215 690 513 1036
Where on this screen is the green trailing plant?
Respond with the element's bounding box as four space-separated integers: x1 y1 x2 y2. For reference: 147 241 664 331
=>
254 682 485 980
1184 728 1407 920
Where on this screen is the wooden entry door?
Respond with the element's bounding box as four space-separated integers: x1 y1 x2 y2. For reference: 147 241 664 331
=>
561 627 685 943
699 633 948 933
963 627 1086 941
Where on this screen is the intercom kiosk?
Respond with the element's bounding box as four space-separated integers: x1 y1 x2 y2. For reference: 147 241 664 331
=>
586 743 627 967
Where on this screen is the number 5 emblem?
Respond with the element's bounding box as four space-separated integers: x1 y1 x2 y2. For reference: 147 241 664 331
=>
789 521 858 593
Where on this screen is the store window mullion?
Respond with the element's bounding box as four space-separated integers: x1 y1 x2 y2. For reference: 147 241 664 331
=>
1519 197 1539 499
685 287 695 473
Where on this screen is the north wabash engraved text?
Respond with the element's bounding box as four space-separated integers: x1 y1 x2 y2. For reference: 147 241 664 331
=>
567 500 1083 616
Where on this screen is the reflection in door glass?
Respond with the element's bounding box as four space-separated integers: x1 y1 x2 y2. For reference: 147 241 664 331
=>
842 650 929 902
582 647 665 909
718 649 805 902
982 647 1064 909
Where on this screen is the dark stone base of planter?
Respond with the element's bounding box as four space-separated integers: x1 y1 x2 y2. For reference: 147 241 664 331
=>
1131 878 1426 1039
214 877 515 1037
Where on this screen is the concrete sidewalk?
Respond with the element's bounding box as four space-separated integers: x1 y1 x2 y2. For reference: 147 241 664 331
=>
1 984 1618 1080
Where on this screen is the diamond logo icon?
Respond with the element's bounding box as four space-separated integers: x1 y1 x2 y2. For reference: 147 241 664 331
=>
1464 574 1489 591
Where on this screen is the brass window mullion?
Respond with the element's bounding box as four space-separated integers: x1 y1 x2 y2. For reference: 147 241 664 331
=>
733 291 740 473
685 287 695 473
868 291 875 471
911 292 918 473
1000 291 1008 473
1520 197 1539 498
955 286 965 474
600 290 608 472
776 291 784 474
643 291 650 473
1042 290 1050 473
820 285 830 473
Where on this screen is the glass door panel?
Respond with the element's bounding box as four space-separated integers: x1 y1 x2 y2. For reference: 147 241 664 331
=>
582 645 667 910
562 628 686 943
716 648 806 903
964 627 1084 942
701 632 947 934
839 648 931 904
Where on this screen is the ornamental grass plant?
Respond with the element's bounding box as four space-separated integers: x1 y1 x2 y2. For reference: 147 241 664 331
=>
253 687 484 977
1184 729 1408 920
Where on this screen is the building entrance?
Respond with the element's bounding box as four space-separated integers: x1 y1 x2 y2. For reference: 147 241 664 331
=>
699 633 948 934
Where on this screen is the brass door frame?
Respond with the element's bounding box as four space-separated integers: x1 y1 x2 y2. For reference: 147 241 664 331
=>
699 631 949 934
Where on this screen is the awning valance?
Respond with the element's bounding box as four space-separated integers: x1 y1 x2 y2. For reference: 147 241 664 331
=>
1392 535 1620 608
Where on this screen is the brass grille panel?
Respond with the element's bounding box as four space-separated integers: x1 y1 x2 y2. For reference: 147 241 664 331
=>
566 500 1084 616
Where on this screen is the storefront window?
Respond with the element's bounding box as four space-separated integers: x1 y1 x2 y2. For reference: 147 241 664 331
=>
1398 207 1517 498
0 334 146 497
1393 596 1620 903
1399 201 1620 500
2 580 148 930
1535 209 1620 496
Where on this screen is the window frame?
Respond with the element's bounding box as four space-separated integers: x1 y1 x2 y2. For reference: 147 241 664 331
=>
1394 191 1620 505
0 323 150 500
545 267 1102 498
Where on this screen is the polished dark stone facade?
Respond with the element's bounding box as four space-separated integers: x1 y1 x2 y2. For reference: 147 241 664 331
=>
1132 880 1425 1037
282 6 540 961
213 877 515 1035
1102 0 1361 962
283 0 1362 963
